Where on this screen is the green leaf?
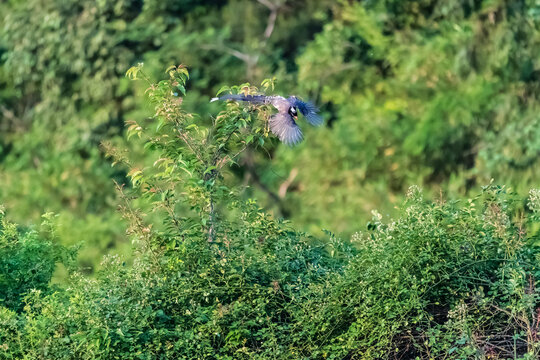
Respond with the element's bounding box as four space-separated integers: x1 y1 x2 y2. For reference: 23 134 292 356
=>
143 141 155 150
125 65 141 80
177 67 189 79
204 166 217 175
177 84 186 96
156 118 166 132
216 86 230 96
165 65 177 73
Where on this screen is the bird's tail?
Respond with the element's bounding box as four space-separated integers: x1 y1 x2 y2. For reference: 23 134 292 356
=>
210 94 268 104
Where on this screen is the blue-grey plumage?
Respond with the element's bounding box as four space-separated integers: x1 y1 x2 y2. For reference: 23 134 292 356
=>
210 93 322 146
210 94 268 104
289 96 323 126
269 112 303 146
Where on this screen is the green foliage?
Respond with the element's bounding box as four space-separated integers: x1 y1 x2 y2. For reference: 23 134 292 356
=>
2 67 540 359
3 0 540 357
0 0 152 272
111 64 273 246
3 0 540 271
0 65 343 359
292 184 540 358
0 208 73 312
0 0 335 271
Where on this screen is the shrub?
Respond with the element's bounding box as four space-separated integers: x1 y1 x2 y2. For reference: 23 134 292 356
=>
292 184 540 359
0 65 344 359
0 208 73 312
2 66 540 359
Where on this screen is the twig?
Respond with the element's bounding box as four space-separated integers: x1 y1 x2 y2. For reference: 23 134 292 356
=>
199 0 282 80
199 43 255 65
177 131 206 165
114 181 161 266
278 168 298 199
257 0 279 40
208 194 216 242
211 126 239 167
257 0 278 11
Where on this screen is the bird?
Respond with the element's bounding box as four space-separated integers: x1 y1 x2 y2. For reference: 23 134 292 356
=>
210 94 322 146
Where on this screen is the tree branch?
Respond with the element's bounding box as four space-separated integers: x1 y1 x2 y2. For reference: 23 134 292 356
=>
242 150 290 217
278 168 298 199
199 43 255 65
258 0 279 40
257 0 278 11
208 194 216 242
199 0 282 80
177 131 206 165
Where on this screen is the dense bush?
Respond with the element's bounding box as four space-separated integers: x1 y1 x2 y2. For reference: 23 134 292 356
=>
1 67 540 359
0 209 73 312
292 185 540 358
2 187 540 358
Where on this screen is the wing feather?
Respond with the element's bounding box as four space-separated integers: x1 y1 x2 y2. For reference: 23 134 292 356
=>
269 113 303 146
211 93 306 145
210 94 269 104
292 98 323 126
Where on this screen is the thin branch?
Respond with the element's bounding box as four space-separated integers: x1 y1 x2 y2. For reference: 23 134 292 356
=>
152 184 182 233
199 43 255 65
278 168 298 199
249 169 282 206
229 143 250 163
211 127 238 167
177 131 206 165
200 0 281 80
259 0 278 40
208 194 216 242
114 181 161 266
257 0 278 11
242 150 290 217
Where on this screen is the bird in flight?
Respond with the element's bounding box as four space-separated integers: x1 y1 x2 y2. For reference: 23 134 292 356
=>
210 94 322 146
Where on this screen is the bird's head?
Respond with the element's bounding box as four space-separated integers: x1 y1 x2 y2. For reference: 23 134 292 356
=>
288 106 298 120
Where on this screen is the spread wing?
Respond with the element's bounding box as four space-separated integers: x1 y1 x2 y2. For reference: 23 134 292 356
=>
211 94 303 145
210 94 270 104
269 113 303 146
291 98 323 126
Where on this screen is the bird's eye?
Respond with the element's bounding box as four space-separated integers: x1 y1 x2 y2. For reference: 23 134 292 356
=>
290 107 297 115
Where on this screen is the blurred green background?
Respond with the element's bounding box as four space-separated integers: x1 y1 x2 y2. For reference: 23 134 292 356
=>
1 0 540 274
